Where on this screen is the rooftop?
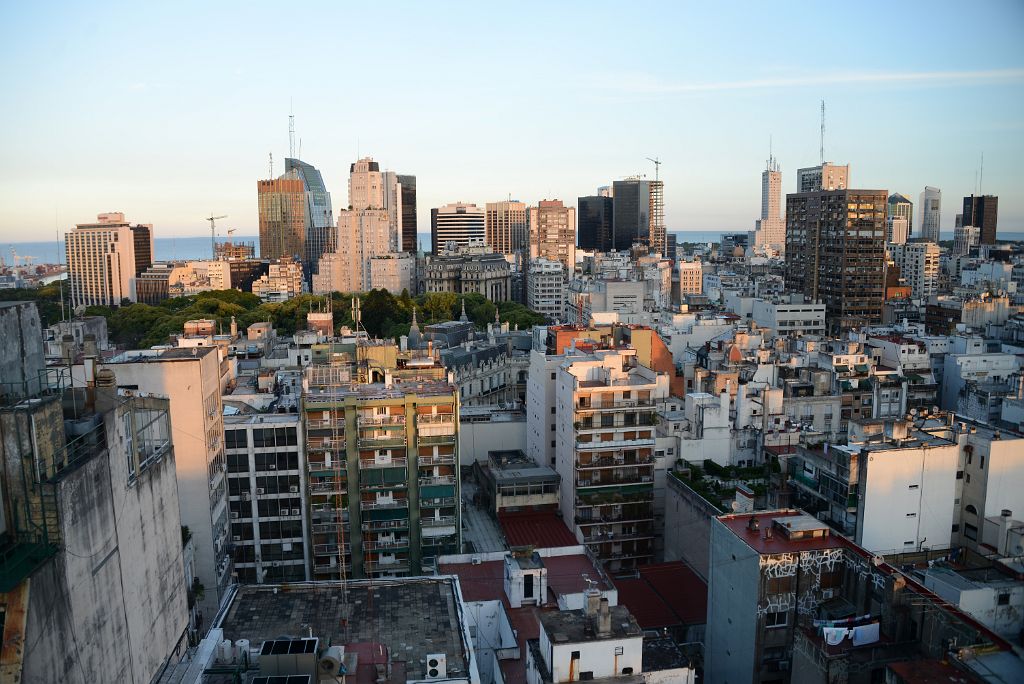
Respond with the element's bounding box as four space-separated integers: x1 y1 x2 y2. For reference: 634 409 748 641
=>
539 603 642 643
215 579 471 680
499 512 578 549
719 510 846 555
109 346 217 363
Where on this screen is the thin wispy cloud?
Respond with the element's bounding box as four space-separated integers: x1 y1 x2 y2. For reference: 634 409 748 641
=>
612 68 1024 94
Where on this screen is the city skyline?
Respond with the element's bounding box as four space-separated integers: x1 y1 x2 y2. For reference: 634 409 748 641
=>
1 1 1023 241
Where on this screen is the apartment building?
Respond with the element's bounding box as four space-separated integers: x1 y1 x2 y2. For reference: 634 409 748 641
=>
527 257 567 322
555 347 670 570
224 413 309 584
302 360 461 579
104 346 232 619
252 257 304 302
65 212 146 307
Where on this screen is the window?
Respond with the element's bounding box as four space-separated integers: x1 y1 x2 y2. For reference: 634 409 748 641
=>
964 523 978 540
965 505 978 516
908 484 919 490
551 407 556 414
765 610 787 628
997 593 1010 606
956 470 964 480
906 513 917 518
571 651 580 660
614 646 624 656
767 575 795 594
551 372 556 380
225 429 248 449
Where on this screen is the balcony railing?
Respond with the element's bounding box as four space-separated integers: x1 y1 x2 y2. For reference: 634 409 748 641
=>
364 559 411 573
313 542 351 555
575 399 655 413
577 454 654 469
306 418 343 430
361 518 409 532
308 438 346 451
419 497 456 508
363 538 410 551
313 561 350 575
359 456 408 469
358 435 407 448
417 414 455 425
358 414 406 427
421 516 457 527
419 475 456 487
359 498 409 511
418 453 456 466
575 436 655 451
418 432 456 445
309 480 346 494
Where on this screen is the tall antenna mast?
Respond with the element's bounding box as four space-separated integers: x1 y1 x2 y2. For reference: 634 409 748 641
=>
269 152 274 178
289 100 296 159
979 152 984 194
819 100 826 164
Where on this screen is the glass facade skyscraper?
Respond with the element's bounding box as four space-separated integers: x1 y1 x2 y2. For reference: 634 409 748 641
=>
285 157 334 280
578 195 613 251
962 194 998 245
397 174 417 252
611 179 650 251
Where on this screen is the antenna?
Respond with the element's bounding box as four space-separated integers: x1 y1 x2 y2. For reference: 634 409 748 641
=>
819 100 826 164
979 152 984 194
646 156 662 182
269 152 274 178
289 100 295 159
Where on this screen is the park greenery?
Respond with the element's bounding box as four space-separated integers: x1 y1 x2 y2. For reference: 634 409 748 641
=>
0 285 545 349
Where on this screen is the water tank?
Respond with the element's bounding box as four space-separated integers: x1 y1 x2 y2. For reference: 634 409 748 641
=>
235 639 251 663
219 639 233 663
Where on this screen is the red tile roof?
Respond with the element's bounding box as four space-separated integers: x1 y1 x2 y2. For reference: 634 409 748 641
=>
439 560 506 603
613 577 679 629
542 554 612 598
639 562 708 626
499 511 579 549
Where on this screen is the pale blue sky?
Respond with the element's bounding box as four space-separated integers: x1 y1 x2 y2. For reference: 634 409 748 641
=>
2 0 1023 241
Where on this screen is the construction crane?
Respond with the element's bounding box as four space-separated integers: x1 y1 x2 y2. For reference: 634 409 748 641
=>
646 157 662 182
205 214 227 259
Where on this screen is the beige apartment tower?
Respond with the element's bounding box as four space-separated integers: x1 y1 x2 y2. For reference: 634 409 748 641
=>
485 200 528 254
528 199 576 271
65 212 144 307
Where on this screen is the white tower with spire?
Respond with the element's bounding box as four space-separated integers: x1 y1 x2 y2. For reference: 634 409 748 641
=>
754 145 785 253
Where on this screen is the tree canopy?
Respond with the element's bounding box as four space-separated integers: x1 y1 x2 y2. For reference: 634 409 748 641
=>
1 285 545 348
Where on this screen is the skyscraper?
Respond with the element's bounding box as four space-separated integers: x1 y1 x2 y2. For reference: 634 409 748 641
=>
284 157 334 280
528 199 576 270
313 158 393 294
962 194 998 244
611 178 650 251
919 186 941 243
796 162 849 192
258 174 308 263
578 194 613 252
649 179 666 256
785 189 887 331
887 193 913 244
65 212 141 307
754 155 785 250
397 174 418 252
431 202 486 253
485 200 528 254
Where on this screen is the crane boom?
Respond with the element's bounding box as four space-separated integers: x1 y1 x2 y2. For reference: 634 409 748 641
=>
205 214 228 259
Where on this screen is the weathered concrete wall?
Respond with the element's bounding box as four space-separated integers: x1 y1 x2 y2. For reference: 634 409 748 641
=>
20 399 188 684
662 474 718 580
0 302 46 399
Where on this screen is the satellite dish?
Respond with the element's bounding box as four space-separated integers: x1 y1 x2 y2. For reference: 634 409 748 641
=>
731 501 740 511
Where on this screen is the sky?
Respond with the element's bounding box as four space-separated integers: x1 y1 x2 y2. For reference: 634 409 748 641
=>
1 0 1023 242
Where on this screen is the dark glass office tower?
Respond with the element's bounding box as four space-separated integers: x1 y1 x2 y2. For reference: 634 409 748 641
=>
962 195 998 245
397 174 417 252
285 157 334 280
611 179 650 251
130 224 153 276
785 189 887 332
577 195 613 251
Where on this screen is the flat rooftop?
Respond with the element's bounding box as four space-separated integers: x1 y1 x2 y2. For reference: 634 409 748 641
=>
216 580 470 679
109 346 216 362
719 510 846 555
499 512 577 549
223 413 300 426
539 604 642 643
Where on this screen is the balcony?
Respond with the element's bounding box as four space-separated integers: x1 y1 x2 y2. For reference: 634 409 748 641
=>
357 434 407 449
359 498 409 511
418 475 455 487
359 456 408 469
421 515 457 527
419 496 456 508
581 530 654 544
364 558 411 574
308 437 346 451
308 460 346 477
313 542 351 556
575 436 655 451
575 399 655 413
576 454 654 469
306 418 343 431
577 473 653 488
418 432 456 445
416 414 456 438
363 538 411 551
361 518 410 532
418 453 456 466
309 480 346 494
312 561 350 575
357 414 406 428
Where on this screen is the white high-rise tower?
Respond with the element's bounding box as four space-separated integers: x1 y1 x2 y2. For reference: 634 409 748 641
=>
754 155 785 252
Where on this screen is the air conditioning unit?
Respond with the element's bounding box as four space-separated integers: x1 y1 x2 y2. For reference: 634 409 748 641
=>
233 535 241 541
821 589 835 600
268 464 276 470
242 493 251 501
426 653 447 679
292 509 301 516
289 486 299 493
231 511 239 519
256 488 265 495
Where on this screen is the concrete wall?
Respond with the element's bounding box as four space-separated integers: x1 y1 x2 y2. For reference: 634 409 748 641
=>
22 400 188 684
704 518 759 684
460 416 527 465
0 302 46 398
858 442 959 554
663 474 719 580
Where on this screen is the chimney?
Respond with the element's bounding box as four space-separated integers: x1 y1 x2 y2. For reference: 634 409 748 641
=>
61 334 75 362
597 597 612 636
95 368 118 414
584 586 601 616
230 315 238 337
83 333 98 358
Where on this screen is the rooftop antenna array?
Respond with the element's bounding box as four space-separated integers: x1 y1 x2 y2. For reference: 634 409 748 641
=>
289 100 296 159
269 152 274 178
